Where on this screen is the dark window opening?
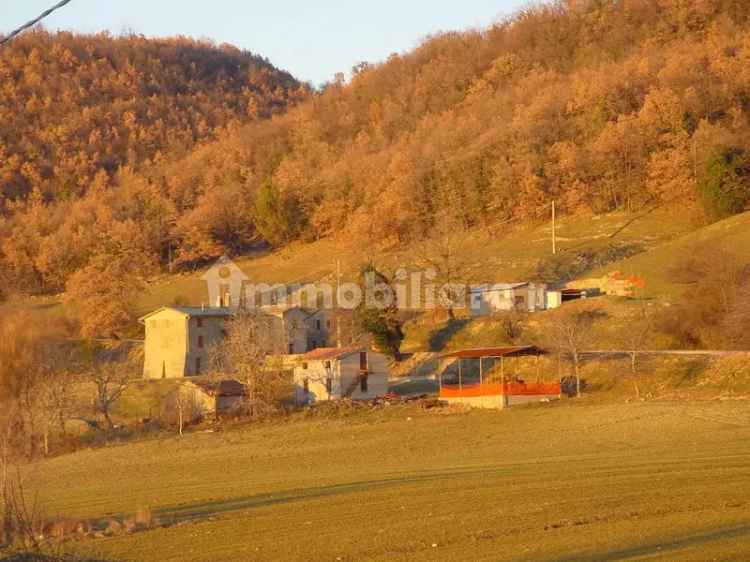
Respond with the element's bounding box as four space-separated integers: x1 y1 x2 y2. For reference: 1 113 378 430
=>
316 320 322 330
302 362 308 370
360 374 368 393
289 343 294 354
198 336 204 349
195 357 202 375
197 318 204 328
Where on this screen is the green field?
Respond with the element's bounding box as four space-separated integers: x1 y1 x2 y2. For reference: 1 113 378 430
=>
28 400 750 562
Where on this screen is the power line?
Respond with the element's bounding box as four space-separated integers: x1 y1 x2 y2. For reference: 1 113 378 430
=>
0 0 74 48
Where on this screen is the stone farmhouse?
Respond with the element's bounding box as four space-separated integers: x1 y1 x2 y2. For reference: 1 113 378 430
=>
140 305 341 379
293 348 389 405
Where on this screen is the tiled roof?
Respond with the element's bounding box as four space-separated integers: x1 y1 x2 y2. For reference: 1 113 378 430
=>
302 347 363 361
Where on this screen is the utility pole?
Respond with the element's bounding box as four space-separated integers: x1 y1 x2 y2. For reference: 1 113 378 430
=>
552 200 557 255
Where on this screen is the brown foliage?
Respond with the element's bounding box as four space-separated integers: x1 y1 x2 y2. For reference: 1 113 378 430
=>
4 2 750 304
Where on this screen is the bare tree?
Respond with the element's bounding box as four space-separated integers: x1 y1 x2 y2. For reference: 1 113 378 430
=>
547 307 607 398
416 213 477 320
37 369 76 455
618 303 654 398
210 310 288 416
90 361 134 431
497 309 527 344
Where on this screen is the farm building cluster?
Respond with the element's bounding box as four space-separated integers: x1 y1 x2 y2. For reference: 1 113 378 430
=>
138 260 643 412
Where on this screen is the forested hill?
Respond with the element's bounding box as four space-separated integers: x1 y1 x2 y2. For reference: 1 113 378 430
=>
3 1 750 328
111 0 750 261
0 30 307 203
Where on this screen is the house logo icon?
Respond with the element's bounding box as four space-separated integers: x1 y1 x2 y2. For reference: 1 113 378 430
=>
201 256 248 309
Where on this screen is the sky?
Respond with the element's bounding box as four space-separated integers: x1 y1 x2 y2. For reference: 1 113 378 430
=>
3 0 528 85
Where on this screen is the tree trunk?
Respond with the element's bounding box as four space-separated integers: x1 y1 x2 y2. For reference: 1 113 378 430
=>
103 409 114 432
573 353 581 398
178 401 184 437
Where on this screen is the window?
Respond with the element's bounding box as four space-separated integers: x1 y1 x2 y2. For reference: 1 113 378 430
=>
195 357 202 375
311 340 318 350
316 320 322 330
289 343 295 354
327 320 332 329
326 378 332 395
360 374 368 393
197 318 204 328
198 336 204 349
303 378 309 394
302 362 308 370
324 360 331 370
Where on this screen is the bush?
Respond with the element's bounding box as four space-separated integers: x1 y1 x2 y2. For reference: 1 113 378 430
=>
535 243 644 284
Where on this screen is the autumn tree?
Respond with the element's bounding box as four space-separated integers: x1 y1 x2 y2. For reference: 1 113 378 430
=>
64 219 157 338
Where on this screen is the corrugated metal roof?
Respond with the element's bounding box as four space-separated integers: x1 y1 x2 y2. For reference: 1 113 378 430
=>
302 347 363 361
470 283 530 293
440 346 547 359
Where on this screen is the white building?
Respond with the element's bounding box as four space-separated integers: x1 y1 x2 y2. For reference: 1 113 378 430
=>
293 348 389 405
470 283 561 317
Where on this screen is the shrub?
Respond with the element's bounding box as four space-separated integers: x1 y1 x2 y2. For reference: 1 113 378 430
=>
535 243 644 284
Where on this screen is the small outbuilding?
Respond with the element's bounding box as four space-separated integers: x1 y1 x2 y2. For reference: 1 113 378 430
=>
163 379 247 423
470 283 561 316
439 346 560 409
294 348 389 405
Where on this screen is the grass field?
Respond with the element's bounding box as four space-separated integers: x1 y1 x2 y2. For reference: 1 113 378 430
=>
27 399 750 562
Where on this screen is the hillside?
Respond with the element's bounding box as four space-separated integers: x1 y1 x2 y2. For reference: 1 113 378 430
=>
0 29 306 296
5 1 750 310
137 205 699 314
